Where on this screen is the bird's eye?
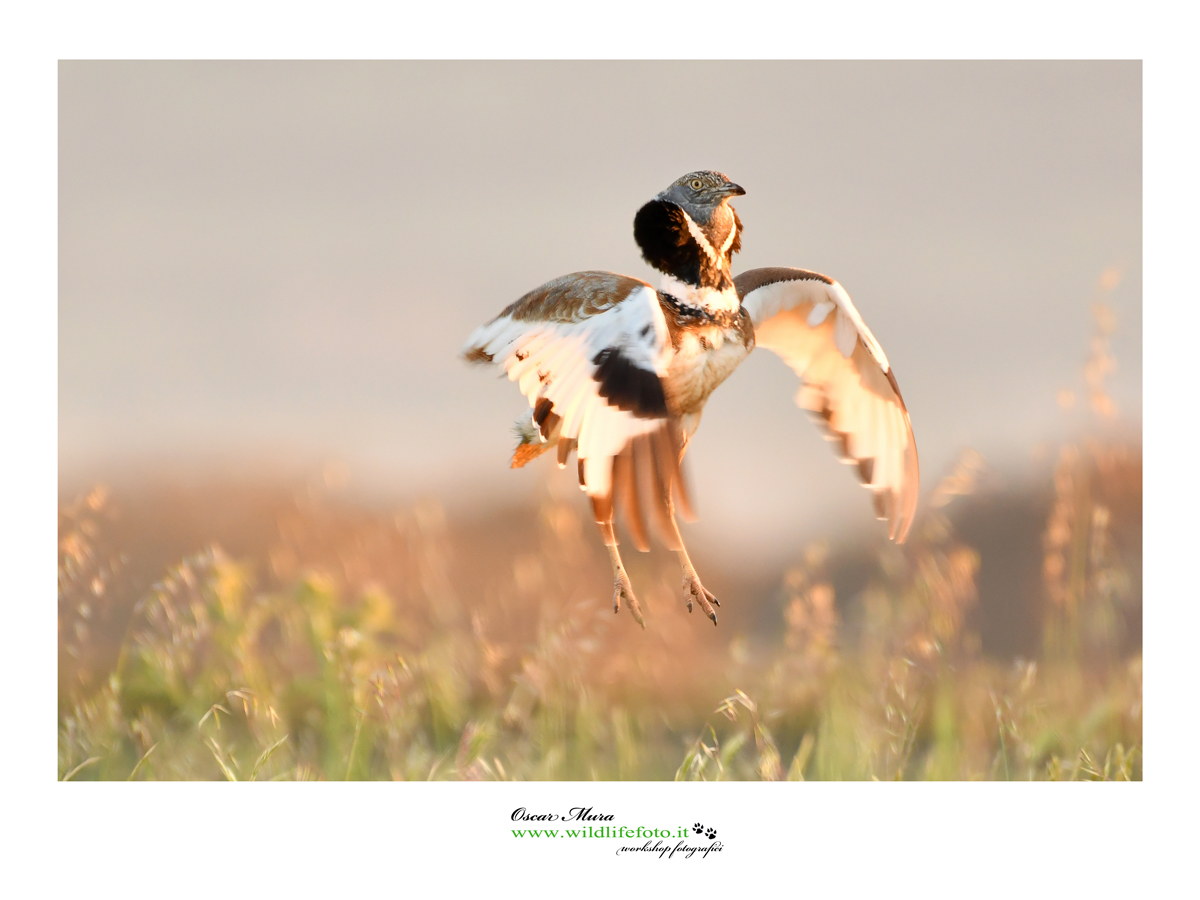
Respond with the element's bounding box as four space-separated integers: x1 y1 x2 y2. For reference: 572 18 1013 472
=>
690 179 704 190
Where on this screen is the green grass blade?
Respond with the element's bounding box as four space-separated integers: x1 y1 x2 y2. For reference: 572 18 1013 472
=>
250 735 289 782
62 756 103 782
127 742 160 781
205 737 238 781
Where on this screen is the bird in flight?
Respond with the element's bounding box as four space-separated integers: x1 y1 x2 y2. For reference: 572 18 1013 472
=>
462 171 918 628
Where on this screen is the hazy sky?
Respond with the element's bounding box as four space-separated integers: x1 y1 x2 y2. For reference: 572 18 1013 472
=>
59 61 1141 562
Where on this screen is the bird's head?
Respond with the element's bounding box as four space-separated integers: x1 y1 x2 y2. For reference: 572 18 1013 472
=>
658 171 745 272
634 170 745 288
657 170 746 226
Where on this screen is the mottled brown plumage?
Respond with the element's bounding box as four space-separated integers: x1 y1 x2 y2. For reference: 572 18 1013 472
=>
501 271 650 324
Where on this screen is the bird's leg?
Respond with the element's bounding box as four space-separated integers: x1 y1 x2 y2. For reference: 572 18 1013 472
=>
598 521 645 629
662 493 719 626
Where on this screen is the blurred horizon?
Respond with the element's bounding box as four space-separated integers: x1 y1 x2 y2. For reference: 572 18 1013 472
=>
59 60 1141 566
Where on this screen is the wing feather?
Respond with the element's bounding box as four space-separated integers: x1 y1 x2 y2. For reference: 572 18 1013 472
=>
462 271 687 545
736 267 919 542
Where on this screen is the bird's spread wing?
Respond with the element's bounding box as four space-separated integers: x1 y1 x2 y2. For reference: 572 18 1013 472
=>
736 267 919 542
462 271 690 550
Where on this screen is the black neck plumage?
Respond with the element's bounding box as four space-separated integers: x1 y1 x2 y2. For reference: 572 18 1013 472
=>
633 199 734 292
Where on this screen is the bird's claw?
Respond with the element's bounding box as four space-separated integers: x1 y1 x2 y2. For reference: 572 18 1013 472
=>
613 570 645 629
682 571 719 625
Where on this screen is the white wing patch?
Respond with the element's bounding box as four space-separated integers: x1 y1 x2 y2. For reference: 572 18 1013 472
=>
737 269 919 542
462 280 689 542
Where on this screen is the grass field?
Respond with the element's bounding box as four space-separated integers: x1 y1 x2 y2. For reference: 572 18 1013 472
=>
58 430 1141 782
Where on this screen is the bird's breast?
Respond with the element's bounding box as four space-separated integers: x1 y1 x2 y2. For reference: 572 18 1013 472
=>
665 317 753 415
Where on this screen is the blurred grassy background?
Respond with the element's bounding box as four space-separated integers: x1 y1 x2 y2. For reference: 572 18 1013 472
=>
58 310 1141 780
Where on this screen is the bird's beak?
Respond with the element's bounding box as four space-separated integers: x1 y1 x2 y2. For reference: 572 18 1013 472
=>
721 182 746 197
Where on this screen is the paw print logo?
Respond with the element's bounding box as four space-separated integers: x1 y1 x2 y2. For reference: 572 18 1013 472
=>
692 822 718 841
704 827 717 840
693 822 704 832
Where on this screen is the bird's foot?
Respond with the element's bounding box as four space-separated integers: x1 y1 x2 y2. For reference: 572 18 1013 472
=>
612 568 645 629
682 569 719 625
